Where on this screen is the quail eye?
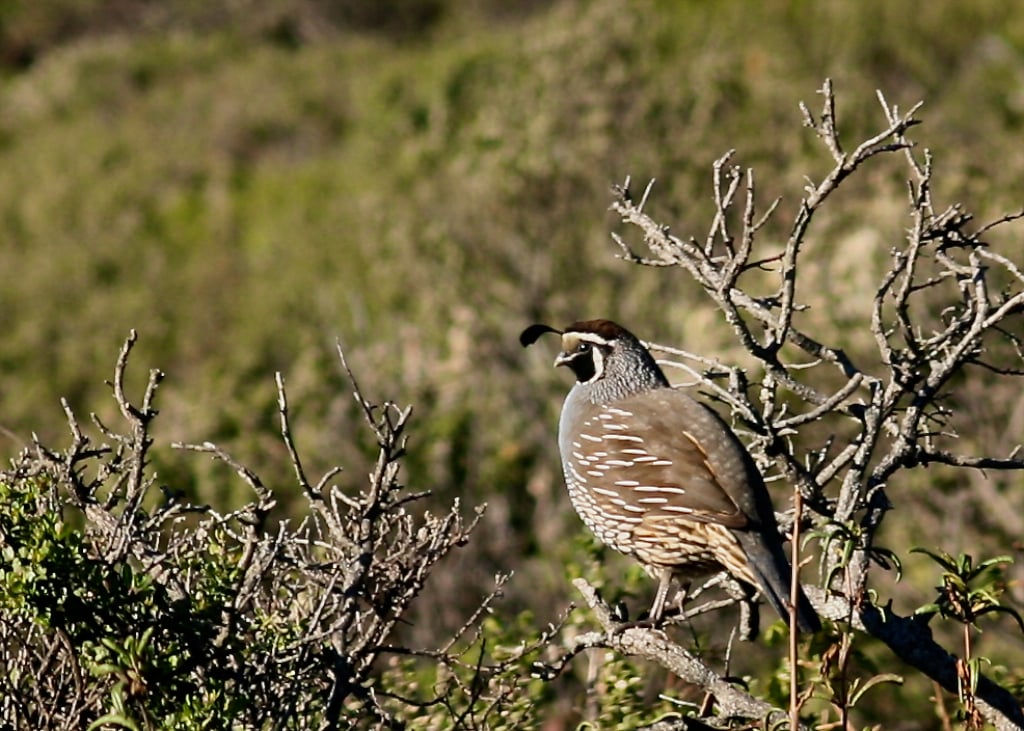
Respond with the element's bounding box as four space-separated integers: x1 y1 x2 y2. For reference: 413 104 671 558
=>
576 342 591 354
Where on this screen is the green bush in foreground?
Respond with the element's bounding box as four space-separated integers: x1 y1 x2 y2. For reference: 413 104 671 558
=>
0 336 529 729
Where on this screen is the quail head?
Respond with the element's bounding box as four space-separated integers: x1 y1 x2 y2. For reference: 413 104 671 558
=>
521 318 820 633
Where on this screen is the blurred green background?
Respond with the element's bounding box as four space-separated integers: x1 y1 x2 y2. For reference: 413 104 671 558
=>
2 0 1024 725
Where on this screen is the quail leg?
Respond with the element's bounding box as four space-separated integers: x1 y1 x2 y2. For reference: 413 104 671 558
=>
648 567 674 623
669 581 692 623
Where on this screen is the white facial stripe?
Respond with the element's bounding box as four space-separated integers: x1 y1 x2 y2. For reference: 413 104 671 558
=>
568 332 616 347
583 344 604 384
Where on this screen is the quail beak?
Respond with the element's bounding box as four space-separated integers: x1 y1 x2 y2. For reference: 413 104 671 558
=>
553 351 572 368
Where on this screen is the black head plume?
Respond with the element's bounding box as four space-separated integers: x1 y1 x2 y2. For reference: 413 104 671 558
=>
519 323 562 347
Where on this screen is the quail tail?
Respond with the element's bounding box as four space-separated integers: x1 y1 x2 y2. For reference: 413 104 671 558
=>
734 531 821 634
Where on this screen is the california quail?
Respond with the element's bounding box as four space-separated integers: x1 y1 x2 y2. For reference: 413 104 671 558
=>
522 319 820 633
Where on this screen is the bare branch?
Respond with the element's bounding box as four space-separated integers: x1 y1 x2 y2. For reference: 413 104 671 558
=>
554 579 802 728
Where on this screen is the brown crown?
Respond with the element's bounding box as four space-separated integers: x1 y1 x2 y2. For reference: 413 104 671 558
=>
564 319 636 342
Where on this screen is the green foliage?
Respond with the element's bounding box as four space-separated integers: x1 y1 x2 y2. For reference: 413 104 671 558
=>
587 654 682 731
910 550 1024 728
812 519 903 592
912 550 1023 630
0 477 79 626
798 628 905 726
0 476 251 728
376 608 551 730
